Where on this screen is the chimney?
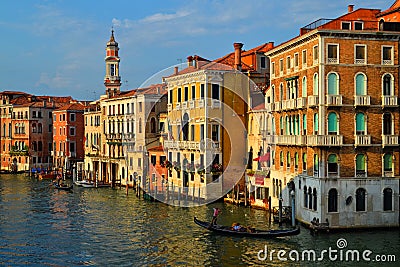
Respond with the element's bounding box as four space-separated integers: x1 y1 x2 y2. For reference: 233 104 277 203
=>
187 56 193 67
348 4 354 13
234 42 243 71
174 66 179 75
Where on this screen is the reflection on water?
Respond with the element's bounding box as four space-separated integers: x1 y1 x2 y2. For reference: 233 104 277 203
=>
0 174 398 266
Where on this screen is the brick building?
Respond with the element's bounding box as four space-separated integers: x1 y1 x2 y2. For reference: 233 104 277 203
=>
265 2 400 228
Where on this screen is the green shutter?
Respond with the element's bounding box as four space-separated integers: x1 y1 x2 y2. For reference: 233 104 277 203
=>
384 154 392 170
302 77 307 97
328 112 337 133
328 73 337 95
355 74 365 95
314 114 318 132
356 113 365 132
356 154 365 171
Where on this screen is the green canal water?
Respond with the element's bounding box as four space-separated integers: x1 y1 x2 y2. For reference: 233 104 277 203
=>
0 174 399 266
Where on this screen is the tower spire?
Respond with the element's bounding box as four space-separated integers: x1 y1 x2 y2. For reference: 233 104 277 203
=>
104 29 121 97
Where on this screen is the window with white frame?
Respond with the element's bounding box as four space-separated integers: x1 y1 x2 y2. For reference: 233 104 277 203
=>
69 126 76 136
271 62 275 77
313 45 319 64
279 59 283 73
327 44 339 64
294 53 299 68
341 21 351 30
286 56 291 70
355 45 366 64
354 21 363 30
302 50 307 67
382 46 393 65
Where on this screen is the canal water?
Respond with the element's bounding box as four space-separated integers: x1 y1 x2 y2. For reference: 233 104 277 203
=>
0 174 399 266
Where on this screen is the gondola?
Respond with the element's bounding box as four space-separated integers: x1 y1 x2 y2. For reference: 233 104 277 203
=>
194 217 300 238
54 184 73 191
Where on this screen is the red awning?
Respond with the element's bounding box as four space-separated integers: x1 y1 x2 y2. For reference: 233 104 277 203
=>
253 153 270 162
255 176 264 185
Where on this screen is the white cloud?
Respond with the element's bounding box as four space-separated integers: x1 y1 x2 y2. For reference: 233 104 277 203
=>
140 10 191 23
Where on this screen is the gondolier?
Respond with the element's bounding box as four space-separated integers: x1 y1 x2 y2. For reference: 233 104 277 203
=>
211 208 221 225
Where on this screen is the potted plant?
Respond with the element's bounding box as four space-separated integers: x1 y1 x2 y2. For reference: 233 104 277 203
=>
173 161 181 172
211 163 223 174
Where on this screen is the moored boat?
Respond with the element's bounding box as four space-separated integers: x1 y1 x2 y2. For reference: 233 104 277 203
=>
54 184 73 191
194 217 300 237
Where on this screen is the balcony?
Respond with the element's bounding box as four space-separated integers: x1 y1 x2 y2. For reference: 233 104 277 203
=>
383 171 394 177
264 135 276 144
175 103 181 110
122 133 135 140
327 58 338 64
163 140 201 150
197 99 205 108
382 96 398 107
354 95 370 106
382 135 399 147
307 135 343 146
287 99 296 110
167 104 172 111
354 135 371 146
382 59 393 65
265 103 274 112
106 133 122 140
326 95 342 106
274 102 281 111
182 102 188 109
189 100 195 109
211 100 221 109
276 135 307 145
308 95 318 107
296 97 307 109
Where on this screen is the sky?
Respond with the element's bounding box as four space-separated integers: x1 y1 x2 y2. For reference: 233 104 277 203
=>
0 0 390 100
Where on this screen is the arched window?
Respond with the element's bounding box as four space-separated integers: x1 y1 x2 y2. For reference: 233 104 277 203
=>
294 152 299 170
355 188 366 211
313 188 317 211
314 154 319 176
303 186 308 207
280 151 284 167
302 153 307 172
38 141 42 151
32 141 37 151
356 154 366 177
302 76 307 97
286 152 290 168
279 83 284 101
313 73 319 95
327 112 338 135
383 153 393 174
382 74 393 96
327 154 338 176
303 114 307 135
327 73 338 95
313 113 318 134
280 117 284 135
383 188 393 211
38 123 42 133
383 113 392 135
355 73 366 95
150 117 156 133
32 123 37 133
355 113 366 135
285 116 289 135
328 188 338 212
308 187 312 209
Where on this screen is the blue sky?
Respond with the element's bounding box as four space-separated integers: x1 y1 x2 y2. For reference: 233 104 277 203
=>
0 0 389 100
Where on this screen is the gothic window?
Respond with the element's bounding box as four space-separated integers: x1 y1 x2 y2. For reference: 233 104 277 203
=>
355 73 366 95
327 112 338 135
327 73 338 95
355 113 366 135
303 186 308 207
383 74 393 96
328 188 338 212
313 188 317 211
308 187 312 209
356 154 366 177
355 188 366 211
383 188 393 211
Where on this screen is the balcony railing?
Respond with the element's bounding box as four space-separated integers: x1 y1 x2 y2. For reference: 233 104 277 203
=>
163 140 201 150
197 99 205 108
274 102 281 111
287 99 296 110
382 96 398 107
211 100 221 109
382 59 393 65
175 103 181 110
276 135 307 145
189 100 195 109
383 171 394 177
307 135 343 146
264 135 276 144
106 133 122 140
296 97 307 109
354 95 370 106
265 103 274 112
182 102 188 109
308 95 318 106
326 95 342 106
167 104 172 111
354 135 371 146
327 58 338 64
382 135 399 146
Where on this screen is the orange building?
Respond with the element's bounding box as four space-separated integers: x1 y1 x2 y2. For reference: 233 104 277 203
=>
53 102 86 175
265 2 400 228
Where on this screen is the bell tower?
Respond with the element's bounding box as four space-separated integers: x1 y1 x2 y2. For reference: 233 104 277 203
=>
104 29 121 97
